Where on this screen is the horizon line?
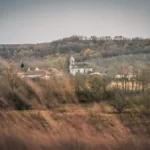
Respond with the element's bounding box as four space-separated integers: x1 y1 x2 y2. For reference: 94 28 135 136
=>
1 35 150 45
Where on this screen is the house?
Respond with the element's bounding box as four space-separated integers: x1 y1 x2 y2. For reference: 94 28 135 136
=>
114 66 136 80
18 67 63 80
69 56 93 76
24 70 49 79
89 72 107 77
34 67 40 71
17 72 25 78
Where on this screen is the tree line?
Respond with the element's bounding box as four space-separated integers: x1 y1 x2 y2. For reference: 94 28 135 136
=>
0 36 150 60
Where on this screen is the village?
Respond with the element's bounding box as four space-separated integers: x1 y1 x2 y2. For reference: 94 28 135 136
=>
14 56 136 81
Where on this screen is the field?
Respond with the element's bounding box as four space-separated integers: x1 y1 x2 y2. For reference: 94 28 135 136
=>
0 104 150 150
0 63 149 149
1 0 150 149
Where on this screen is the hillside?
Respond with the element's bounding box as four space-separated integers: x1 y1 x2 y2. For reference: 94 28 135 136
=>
0 105 150 150
0 37 150 149
0 36 150 59
0 36 150 74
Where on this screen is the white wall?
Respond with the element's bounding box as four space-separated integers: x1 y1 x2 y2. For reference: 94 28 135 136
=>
70 68 93 76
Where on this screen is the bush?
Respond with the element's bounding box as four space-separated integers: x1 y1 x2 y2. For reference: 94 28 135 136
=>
75 75 112 103
109 89 130 113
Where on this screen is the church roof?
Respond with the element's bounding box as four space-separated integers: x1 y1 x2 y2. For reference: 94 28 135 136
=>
72 64 92 69
70 56 75 60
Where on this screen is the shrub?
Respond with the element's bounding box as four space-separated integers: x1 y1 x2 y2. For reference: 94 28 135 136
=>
109 89 130 113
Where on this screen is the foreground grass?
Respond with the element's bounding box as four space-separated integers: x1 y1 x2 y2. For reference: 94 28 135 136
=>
0 63 150 149
0 104 150 150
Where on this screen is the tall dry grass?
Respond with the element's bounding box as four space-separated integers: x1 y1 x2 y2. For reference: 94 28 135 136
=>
0 110 150 150
0 62 77 110
0 62 150 149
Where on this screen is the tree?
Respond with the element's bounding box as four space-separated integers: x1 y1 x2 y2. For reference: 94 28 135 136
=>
109 89 130 114
84 49 94 56
20 62 25 70
142 91 150 115
138 65 150 95
6 68 19 95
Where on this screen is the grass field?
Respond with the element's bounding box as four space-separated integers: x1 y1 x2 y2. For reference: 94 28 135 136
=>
0 63 149 149
0 104 150 150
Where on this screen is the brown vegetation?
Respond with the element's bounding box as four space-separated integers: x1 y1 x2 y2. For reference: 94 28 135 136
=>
0 108 150 150
0 63 150 149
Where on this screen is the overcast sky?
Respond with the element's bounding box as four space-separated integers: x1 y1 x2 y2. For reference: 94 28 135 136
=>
0 0 149 44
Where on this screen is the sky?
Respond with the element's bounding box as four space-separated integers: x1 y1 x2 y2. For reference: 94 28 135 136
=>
0 0 150 44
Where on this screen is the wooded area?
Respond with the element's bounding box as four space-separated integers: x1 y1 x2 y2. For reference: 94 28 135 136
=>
0 36 150 60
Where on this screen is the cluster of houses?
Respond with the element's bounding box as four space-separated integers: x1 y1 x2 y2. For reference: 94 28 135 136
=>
69 56 136 80
114 66 136 80
16 56 105 80
115 74 136 81
17 67 63 80
16 56 136 81
69 56 137 81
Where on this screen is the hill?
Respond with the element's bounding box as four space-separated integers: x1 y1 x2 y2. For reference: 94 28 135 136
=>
0 36 150 73
0 106 150 150
0 38 150 149
0 36 150 59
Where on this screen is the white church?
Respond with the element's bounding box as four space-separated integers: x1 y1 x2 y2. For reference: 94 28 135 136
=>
69 56 93 76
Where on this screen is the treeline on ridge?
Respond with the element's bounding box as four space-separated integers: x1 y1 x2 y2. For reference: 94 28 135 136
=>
0 36 150 60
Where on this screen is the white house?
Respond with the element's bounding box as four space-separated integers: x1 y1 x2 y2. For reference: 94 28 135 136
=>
69 56 93 76
34 67 40 71
90 72 107 76
115 74 136 80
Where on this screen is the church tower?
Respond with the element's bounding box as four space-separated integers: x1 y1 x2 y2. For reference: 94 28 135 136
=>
69 56 75 73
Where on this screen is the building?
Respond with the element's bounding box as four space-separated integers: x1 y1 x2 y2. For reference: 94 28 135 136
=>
69 56 93 76
23 70 50 79
89 72 107 77
18 67 63 80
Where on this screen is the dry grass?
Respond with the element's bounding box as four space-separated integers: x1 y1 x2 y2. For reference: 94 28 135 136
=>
0 63 149 149
0 67 77 110
0 108 149 150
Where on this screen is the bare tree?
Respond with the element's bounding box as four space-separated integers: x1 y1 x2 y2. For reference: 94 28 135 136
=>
5 68 19 96
109 89 129 114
